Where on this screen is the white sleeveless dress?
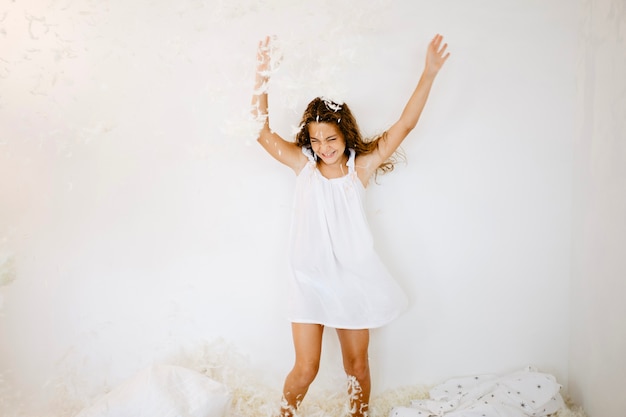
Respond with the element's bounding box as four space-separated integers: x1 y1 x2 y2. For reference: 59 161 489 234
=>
287 147 408 329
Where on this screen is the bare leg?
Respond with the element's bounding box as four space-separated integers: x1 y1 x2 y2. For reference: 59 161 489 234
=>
281 323 324 417
336 328 370 417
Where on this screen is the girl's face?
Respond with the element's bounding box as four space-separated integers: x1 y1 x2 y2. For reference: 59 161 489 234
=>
308 122 346 165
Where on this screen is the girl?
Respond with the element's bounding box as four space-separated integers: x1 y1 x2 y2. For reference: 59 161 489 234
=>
251 35 450 417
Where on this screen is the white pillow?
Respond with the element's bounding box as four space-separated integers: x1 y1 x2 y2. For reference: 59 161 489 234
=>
75 364 231 417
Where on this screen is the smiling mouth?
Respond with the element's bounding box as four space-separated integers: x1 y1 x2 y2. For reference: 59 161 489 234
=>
320 150 336 159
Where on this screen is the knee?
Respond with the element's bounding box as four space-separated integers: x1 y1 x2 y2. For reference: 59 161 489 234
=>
344 357 370 382
291 361 320 386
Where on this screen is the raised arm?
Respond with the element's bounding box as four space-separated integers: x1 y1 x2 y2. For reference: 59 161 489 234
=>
252 36 306 173
364 34 450 170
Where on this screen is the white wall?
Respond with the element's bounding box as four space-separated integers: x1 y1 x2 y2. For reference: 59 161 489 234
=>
0 0 578 414
569 0 626 416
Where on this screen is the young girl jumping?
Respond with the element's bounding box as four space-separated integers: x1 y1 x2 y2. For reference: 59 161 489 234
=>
251 34 450 417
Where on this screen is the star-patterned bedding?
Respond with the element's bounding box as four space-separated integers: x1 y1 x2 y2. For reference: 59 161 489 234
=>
390 367 564 417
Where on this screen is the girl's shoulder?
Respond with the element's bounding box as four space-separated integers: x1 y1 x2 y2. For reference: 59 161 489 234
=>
293 146 312 175
354 150 381 172
354 153 379 188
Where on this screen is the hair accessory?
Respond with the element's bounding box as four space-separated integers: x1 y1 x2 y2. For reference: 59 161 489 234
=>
322 97 342 112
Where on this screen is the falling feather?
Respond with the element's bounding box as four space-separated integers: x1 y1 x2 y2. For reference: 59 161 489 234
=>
0 252 16 287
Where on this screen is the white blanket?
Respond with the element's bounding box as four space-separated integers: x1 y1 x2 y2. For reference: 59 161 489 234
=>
390 367 564 417
75 364 231 417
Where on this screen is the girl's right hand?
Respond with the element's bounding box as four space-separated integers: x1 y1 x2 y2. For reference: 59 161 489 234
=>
424 34 450 77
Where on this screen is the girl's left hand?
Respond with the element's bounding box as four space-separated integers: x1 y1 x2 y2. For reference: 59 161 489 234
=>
425 34 450 75
255 36 282 82
256 36 273 81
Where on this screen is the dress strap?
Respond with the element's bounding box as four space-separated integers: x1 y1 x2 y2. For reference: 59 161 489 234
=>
346 148 356 173
302 146 316 163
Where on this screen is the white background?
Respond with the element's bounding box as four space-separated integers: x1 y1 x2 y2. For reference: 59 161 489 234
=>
0 1 624 416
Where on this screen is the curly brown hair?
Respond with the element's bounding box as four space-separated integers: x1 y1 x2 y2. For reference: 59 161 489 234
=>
294 97 400 175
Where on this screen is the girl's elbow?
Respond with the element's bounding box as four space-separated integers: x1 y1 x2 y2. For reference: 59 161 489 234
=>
255 122 271 142
257 127 275 147
398 122 415 137
396 116 417 133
